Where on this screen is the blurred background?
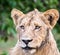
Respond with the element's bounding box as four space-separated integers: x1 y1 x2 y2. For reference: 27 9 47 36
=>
0 0 60 55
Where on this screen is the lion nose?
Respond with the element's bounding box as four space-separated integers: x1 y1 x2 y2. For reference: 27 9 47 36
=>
22 39 32 45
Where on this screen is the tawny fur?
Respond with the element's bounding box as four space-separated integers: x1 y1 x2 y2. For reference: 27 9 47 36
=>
10 9 60 55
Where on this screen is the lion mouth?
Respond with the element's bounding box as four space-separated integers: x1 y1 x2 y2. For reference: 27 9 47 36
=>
22 46 36 50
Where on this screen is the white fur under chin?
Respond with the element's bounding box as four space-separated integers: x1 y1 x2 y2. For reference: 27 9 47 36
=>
23 49 36 54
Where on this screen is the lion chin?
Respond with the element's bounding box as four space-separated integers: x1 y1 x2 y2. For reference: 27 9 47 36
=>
21 45 37 54
23 48 36 54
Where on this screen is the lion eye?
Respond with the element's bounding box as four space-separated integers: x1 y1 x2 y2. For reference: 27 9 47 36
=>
20 25 25 29
35 26 41 30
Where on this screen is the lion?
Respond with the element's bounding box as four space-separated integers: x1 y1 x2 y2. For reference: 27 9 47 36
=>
10 8 60 55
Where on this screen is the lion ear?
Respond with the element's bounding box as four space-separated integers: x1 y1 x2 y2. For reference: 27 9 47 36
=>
11 8 24 25
43 9 59 29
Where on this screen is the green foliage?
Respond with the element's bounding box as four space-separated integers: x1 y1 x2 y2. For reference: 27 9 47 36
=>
0 0 60 40
0 37 17 55
55 24 60 33
0 51 8 55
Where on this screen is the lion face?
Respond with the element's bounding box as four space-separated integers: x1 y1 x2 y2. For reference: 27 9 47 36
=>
16 12 48 49
11 9 59 54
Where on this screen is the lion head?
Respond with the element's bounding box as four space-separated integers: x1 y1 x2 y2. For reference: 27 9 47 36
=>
11 9 59 54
